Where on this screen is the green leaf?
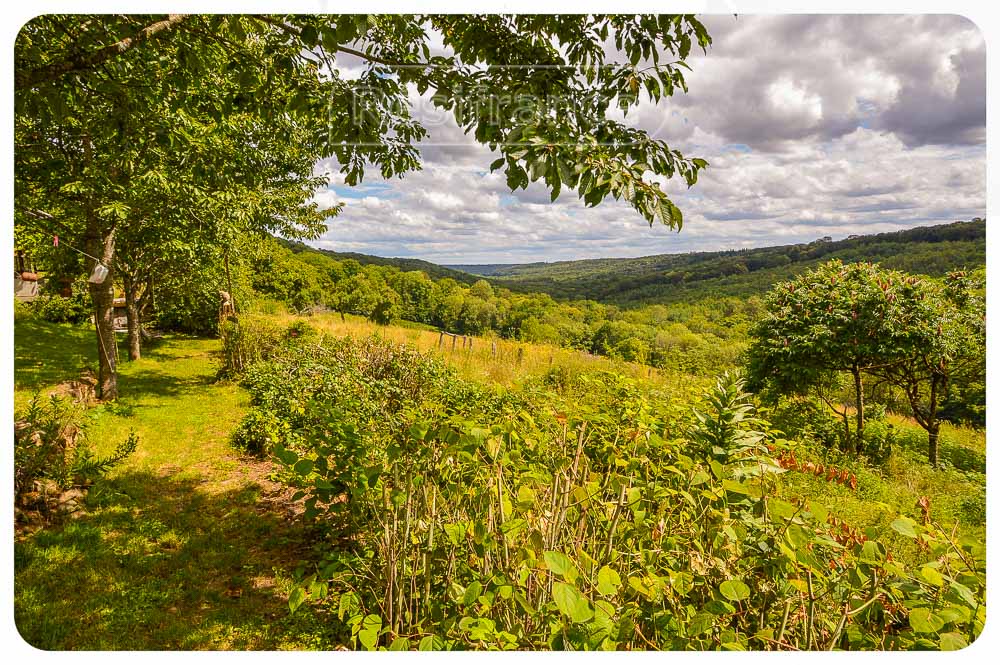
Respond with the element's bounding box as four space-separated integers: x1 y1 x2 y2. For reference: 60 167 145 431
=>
722 479 751 495
288 587 306 613
462 580 483 607
274 446 298 466
719 579 750 602
890 516 918 539
597 565 622 596
688 612 715 636
920 566 944 587
292 459 314 475
516 485 536 508
552 581 594 623
388 637 410 651
939 632 969 651
808 500 829 524
358 614 382 650
909 607 946 634
859 540 885 565
543 551 578 582
768 498 796 520
418 635 445 651
300 25 318 47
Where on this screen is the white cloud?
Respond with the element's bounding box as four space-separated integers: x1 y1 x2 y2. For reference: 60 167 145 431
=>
305 15 985 264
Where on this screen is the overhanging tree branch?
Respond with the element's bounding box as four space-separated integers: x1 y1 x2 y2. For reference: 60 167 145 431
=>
17 14 189 90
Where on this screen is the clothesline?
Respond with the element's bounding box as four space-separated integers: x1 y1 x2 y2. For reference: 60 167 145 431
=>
21 209 107 266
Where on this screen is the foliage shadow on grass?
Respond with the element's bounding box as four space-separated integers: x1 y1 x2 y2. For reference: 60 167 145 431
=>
15 470 336 650
13 320 115 392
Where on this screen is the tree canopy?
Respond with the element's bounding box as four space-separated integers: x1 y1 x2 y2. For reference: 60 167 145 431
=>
15 14 714 398
746 260 984 464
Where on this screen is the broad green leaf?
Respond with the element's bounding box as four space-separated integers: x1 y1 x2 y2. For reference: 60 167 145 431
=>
358 614 382 650
688 612 714 636
939 632 969 651
890 516 918 539
543 551 578 582
722 479 751 495
909 607 946 633
768 498 796 520
719 579 750 602
920 566 944 587
288 587 305 613
388 637 410 651
462 580 483 607
418 635 445 651
597 565 622 596
552 581 594 623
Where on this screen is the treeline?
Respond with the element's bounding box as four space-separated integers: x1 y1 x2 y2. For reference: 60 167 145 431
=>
244 238 753 375
467 219 986 305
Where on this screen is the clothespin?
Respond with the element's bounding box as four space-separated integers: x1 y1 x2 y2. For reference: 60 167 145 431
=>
53 235 59 247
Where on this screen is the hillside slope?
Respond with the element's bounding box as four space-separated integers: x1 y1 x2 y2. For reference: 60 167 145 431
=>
280 239 481 285
449 219 986 304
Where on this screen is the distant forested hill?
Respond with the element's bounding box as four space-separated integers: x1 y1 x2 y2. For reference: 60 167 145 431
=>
448 219 986 305
279 239 480 285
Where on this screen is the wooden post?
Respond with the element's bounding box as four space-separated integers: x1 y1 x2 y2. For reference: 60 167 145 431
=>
516 346 524 366
438 331 444 350
224 249 236 317
491 341 497 358
451 335 457 352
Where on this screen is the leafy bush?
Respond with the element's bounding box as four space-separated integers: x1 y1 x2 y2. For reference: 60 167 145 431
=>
230 407 293 456
30 293 92 324
236 337 984 650
219 315 291 377
766 396 844 449
154 284 221 336
14 394 137 505
14 298 33 321
857 417 897 464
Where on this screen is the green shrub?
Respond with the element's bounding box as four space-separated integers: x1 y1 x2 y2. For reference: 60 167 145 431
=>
858 416 896 464
242 337 984 650
14 298 33 321
219 315 288 377
31 293 91 324
766 395 843 449
14 394 137 505
230 407 293 456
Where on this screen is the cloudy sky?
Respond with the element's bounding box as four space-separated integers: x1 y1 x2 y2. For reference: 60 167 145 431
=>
310 14 986 264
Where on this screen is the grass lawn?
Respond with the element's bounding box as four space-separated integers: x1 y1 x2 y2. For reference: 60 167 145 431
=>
14 320 339 650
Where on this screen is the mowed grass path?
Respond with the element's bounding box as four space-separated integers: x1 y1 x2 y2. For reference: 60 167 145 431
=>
14 320 335 650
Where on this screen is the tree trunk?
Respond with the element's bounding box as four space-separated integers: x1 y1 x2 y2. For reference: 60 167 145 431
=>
86 223 119 400
851 365 864 453
123 273 142 361
928 424 940 468
82 131 118 400
927 375 942 468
